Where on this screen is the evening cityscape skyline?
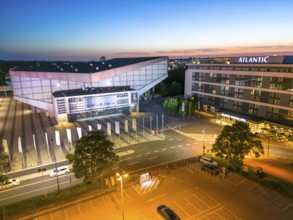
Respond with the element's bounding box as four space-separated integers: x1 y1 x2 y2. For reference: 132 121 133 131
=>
1 0 293 60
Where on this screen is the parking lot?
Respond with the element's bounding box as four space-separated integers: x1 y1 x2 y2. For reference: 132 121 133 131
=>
20 162 293 220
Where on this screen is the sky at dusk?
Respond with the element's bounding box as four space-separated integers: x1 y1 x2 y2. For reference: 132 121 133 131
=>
0 0 293 60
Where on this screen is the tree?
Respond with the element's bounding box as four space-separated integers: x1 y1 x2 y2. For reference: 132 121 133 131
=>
168 81 182 96
66 130 119 183
211 121 264 169
0 145 11 182
163 98 179 114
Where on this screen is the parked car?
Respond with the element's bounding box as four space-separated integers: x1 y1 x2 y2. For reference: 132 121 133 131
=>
49 166 71 177
200 156 218 166
201 163 221 175
157 204 180 220
0 178 20 190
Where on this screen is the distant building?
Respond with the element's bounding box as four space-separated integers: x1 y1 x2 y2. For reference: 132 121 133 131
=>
9 57 168 122
185 55 293 126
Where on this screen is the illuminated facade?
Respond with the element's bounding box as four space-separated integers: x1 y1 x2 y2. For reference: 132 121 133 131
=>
10 57 168 122
185 56 293 126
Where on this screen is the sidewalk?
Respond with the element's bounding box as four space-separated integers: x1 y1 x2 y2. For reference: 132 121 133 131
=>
244 158 293 184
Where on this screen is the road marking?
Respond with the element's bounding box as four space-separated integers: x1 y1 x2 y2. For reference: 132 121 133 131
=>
237 179 246 185
270 195 280 203
125 157 132 160
129 161 139 165
282 203 293 212
77 204 82 216
192 193 209 208
186 143 190 146
90 200 96 211
258 189 268 197
102 196 108 208
153 150 159 153
247 184 257 191
162 148 167 151
170 146 175 148
136 154 142 157
178 145 183 147
173 200 191 217
64 209 69 220
0 178 79 202
184 197 201 212
145 152 151 155
146 194 167 203
178 139 182 141
148 156 157 160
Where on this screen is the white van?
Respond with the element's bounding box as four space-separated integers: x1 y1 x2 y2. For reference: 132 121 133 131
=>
200 156 218 166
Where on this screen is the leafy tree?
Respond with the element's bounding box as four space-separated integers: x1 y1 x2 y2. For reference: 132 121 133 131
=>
0 145 11 182
211 121 264 169
66 130 119 183
163 98 179 114
168 81 182 96
155 82 167 97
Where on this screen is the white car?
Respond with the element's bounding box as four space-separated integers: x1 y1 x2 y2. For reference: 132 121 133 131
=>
0 178 20 190
49 166 71 177
200 156 218 166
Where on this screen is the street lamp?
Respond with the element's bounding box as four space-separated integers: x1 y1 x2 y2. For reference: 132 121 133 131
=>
51 138 60 194
116 172 128 220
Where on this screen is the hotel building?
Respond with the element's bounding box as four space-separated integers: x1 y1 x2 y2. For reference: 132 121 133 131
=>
185 56 293 127
9 57 168 122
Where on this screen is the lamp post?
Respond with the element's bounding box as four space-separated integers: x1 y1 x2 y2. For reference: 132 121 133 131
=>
51 138 60 194
267 138 270 157
38 168 47 197
116 172 128 220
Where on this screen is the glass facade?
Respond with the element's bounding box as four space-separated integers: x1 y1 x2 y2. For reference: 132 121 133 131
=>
11 60 167 104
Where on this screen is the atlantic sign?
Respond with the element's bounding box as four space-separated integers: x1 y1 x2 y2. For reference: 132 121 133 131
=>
238 56 269 63
230 56 284 64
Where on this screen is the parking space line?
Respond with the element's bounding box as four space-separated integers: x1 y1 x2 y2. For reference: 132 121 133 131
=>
237 179 246 186
90 200 96 211
178 145 183 147
200 190 219 205
270 195 280 203
247 184 257 191
77 204 82 216
184 197 201 212
64 209 69 220
170 146 175 148
162 148 167 151
258 189 268 197
50 213 53 220
153 150 159 153
282 203 293 212
145 152 151 155
125 157 132 160
173 200 191 218
146 194 167 203
136 154 142 157
215 212 226 220
102 196 108 208
192 193 209 208
223 207 242 220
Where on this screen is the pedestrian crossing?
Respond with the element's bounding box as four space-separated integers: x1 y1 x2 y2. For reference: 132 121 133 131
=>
132 177 161 195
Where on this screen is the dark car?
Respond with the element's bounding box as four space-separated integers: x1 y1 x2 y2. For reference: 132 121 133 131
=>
201 163 221 175
157 205 180 220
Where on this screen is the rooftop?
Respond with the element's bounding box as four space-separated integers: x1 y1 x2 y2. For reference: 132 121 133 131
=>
13 57 165 73
52 86 133 97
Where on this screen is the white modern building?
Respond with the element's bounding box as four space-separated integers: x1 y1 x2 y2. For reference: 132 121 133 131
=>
185 55 293 126
9 57 168 122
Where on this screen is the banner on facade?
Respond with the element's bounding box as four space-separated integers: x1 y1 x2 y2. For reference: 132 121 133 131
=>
97 124 102 130
115 121 120 135
55 130 61 146
77 127 82 139
132 118 137 131
125 120 128 133
66 129 72 143
107 122 111 136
